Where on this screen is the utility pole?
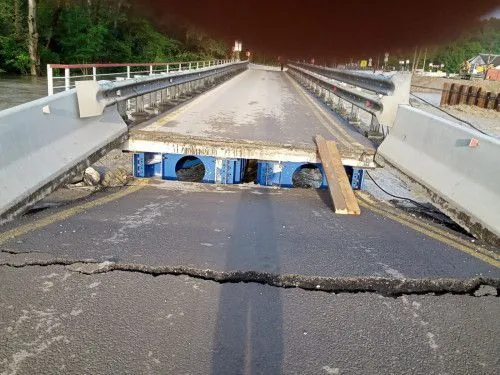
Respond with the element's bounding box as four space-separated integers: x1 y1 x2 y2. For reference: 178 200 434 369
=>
414 48 422 74
411 46 418 73
421 48 427 72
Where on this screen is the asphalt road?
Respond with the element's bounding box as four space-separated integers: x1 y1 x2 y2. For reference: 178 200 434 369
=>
1 66 499 374
138 67 373 152
0 259 498 375
1 182 497 279
1 181 499 374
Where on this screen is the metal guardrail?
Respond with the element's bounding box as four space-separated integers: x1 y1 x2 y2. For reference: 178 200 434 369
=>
293 62 395 95
76 60 249 117
47 59 234 96
288 64 383 114
0 59 247 221
287 63 411 135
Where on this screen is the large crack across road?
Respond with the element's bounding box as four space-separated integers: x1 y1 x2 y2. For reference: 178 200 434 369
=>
1 259 498 297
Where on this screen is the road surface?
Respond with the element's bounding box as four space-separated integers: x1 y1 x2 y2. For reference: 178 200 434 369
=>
1 66 499 375
135 66 374 154
1 181 499 374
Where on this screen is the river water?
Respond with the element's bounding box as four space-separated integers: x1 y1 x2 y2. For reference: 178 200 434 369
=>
0 75 47 111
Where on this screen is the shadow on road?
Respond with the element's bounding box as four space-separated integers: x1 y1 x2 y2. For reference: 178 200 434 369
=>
211 190 284 374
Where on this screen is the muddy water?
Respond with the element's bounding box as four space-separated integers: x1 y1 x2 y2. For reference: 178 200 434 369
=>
0 75 47 111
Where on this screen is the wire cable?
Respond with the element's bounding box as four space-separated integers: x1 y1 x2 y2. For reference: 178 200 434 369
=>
365 170 442 214
409 92 490 136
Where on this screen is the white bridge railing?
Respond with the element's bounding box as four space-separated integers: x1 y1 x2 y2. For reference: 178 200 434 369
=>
47 59 234 96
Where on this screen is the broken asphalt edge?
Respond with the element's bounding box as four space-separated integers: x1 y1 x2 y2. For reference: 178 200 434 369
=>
1 258 498 297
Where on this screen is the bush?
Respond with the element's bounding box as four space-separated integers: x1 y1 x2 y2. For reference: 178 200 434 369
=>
0 36 30 74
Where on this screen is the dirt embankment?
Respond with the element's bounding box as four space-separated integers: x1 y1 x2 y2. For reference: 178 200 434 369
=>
411 75 500 93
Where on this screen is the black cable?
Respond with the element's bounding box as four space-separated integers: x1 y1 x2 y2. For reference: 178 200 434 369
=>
409 92 490 136
365 170 442 214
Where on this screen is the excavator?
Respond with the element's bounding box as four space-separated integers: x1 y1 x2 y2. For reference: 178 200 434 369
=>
459 60 472 80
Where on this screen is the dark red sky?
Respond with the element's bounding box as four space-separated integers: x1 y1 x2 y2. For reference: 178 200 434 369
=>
141 0 499 60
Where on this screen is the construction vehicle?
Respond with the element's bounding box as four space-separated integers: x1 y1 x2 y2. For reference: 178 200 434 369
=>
459 60 472 80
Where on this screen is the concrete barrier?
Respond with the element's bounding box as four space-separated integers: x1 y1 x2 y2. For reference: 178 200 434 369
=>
0 90 127 222
378 105 500 246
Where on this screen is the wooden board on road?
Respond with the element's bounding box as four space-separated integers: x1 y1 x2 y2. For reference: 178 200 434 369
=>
315 135 361 215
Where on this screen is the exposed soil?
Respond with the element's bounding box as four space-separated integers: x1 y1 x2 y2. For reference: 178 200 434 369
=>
412 75 500 93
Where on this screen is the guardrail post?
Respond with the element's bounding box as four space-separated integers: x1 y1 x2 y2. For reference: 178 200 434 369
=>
196 62 199 69
370 115 381 133
136 95 145 113
189 62 192 70
64 68 70 91
117 100 127 118
338 98 345 113
325 89 332 106
149 65 153 75
166 64 169 74
349 104 360 124
160 88 168 105
92 66 97 81
126 66 131 79
47 64 54 96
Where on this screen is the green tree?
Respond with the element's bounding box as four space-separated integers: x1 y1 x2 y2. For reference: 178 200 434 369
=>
0 0 229 75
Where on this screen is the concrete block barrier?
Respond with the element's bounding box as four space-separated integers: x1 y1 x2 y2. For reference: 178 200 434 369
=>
378 105 500 245
0 90 127 222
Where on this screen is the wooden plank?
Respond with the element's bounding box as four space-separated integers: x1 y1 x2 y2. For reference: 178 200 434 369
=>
458 85 470 105
315 135 361 215
449 83 460 105
440 82 451 106
467 86 479 106
325 140 361 216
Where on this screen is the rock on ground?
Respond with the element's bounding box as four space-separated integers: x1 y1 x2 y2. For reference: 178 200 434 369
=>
83 167 101 186
292 166 323 188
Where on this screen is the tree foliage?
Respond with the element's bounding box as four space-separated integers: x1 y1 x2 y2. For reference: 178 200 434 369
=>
426 18 500 73
0 0 229 74
390 19 500 73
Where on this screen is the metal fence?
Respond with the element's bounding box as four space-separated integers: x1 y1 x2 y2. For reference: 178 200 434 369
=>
47 60 234 96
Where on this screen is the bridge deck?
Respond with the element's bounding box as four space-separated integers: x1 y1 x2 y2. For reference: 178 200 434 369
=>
127 66 375 167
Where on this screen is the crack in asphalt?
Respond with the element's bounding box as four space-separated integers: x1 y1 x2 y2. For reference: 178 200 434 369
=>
1 248 47 255
1 258 498 297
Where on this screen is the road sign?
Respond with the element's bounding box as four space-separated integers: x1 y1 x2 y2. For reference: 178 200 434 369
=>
360 60 368 68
